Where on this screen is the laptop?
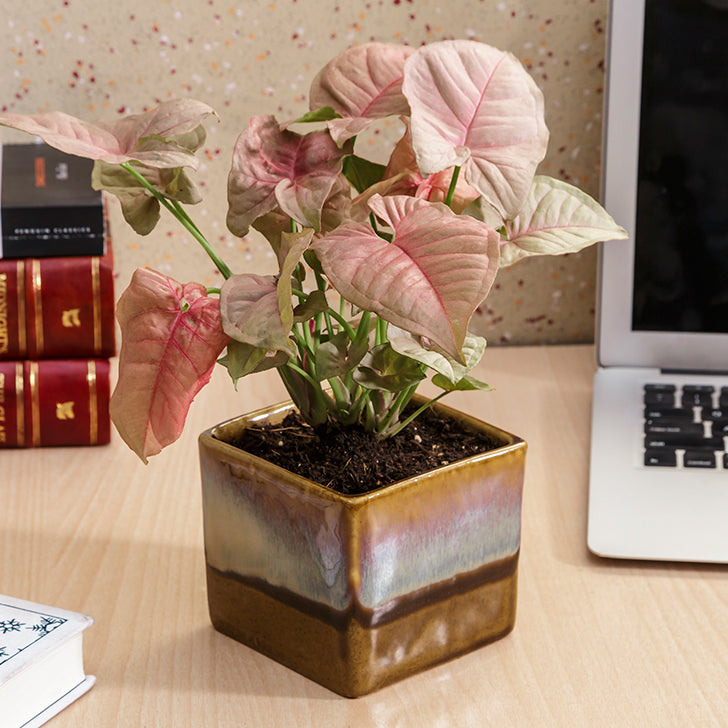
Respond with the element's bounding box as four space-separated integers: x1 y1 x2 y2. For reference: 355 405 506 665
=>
587 0 728 562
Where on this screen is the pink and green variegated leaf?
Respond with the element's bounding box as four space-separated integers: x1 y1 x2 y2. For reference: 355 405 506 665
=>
252 176 354 257
0 99 216 168
226 115 351 237
500 176 629 266
219 273 296 355
312 194 501 360
309 43 415 145
110 268 230 463
403 40 549 218
91 160 202 235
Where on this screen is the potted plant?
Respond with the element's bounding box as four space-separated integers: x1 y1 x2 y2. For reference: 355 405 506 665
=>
0 39 625 696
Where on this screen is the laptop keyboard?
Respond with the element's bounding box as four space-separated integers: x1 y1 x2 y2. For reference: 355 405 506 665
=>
644 383 728 468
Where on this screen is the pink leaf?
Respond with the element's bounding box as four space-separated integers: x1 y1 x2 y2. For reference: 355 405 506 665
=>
313 194 501 360
110 268 230 462
219 273 295 354
226 115 351 236
309 43 415 144
403 40 549 217
0 99 216 168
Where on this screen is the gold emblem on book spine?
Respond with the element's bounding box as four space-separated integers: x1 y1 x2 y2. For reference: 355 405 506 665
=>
61 308 82 327
56 401 76 420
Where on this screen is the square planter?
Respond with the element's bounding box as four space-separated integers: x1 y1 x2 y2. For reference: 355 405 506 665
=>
198 399 526 697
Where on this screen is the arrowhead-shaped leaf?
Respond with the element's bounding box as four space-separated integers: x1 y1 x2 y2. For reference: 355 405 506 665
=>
219 273 295 354
387 326 487 383
0 99 216 168
226 115 351 237
91 160 202 235
309 42 415 145
500 176 629 266
219 340 289 384
315 330 370 381
353 343 425 392
403 40 548 217
110 268 230 462
313 194 500 361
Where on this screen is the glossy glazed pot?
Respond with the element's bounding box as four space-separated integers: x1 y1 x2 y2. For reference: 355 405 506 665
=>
198 398 526 697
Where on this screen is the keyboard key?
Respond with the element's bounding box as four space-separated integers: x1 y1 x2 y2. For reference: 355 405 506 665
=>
682 385 714 408
683 449 717 468
645 434 723 450
643 406 695 421
644 448 677 467
644 421 704 437
720 388 728 408
644 384 676 406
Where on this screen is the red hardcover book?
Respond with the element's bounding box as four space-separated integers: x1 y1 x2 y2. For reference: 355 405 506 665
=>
0 359 111 447
0 245 115 360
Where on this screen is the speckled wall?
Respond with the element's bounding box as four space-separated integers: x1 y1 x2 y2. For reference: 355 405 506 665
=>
1 0 610 345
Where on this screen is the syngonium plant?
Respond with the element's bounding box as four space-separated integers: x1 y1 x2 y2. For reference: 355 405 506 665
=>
0 40 627 462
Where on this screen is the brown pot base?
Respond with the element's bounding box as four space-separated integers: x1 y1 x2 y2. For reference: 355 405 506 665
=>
206 555 518 698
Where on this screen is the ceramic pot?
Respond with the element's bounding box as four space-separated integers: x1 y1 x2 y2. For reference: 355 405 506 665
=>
198 398 526 697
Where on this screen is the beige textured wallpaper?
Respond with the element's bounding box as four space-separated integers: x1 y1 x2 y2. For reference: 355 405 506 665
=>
1 0 610 345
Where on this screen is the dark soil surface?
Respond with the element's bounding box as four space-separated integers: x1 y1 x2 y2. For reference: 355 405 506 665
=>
225 407 503 495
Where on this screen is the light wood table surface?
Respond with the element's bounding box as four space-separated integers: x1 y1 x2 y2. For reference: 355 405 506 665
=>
3 345 727 727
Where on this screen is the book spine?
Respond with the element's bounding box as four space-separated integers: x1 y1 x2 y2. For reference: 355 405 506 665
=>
0 247 115 360
0 359 111 447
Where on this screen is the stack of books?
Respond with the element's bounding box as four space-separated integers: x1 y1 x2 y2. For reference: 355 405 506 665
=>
0 143 115 448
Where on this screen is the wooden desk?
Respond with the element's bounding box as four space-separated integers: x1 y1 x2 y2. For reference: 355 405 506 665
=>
3 345 727 726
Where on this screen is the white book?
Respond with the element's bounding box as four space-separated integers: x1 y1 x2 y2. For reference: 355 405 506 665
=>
0 595 95 728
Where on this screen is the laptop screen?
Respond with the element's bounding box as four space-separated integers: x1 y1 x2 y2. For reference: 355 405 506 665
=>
632 0 728 335
598 0 728 372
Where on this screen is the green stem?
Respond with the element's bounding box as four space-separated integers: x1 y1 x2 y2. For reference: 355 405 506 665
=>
444 165 461 209
120 162 232 279
376 385 416 435
386 390 450 438
326 308 358 341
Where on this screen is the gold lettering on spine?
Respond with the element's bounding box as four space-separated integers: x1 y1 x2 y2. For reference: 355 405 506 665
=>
31 260 44 356
16 362 25 446
87 361 98 445
92 257 101 354
16 261 27 358
0 273 7 355
29 362 40 447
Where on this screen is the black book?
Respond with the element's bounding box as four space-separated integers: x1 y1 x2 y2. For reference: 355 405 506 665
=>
1 143 105 259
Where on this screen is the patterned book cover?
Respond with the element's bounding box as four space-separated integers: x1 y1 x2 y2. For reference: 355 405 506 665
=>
0 359 111 448
0 594 94 728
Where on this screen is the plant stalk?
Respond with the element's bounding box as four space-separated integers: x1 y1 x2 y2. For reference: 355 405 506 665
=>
120 162 232 279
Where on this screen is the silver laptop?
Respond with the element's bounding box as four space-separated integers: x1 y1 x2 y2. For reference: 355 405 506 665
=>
587 0 728 562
